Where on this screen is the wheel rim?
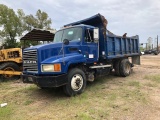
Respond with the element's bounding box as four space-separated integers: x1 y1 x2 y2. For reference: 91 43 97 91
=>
71 74 83 91
3 67 15 78
125 63 131 74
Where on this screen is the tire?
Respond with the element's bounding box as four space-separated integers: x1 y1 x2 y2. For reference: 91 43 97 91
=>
154 51 158 55
0 62 20 80
119 59 131 77
114 59 121 76
63 68 86 97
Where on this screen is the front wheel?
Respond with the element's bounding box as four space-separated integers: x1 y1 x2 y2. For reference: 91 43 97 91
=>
63 68 86 96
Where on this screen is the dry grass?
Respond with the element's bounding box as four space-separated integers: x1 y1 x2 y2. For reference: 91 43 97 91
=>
0 55 160 120
0 76 149 120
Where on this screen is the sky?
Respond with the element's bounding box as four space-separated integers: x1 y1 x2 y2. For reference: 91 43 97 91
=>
0 0 160 45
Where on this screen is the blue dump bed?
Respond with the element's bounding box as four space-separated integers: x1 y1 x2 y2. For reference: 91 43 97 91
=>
64 13 140 60
105 35 139 59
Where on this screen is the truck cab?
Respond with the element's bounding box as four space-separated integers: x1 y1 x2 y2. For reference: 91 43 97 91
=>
53 25 99 63
22 25 99 93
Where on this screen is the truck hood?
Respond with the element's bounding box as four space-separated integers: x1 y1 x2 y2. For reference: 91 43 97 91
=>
24 42 63 62
24 42 62 50
41 53 86 64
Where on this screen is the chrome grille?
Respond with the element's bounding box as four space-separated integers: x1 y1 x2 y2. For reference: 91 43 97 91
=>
23 49 38 72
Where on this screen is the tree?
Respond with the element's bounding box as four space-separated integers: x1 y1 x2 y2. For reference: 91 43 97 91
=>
20 9 52 47
0 4 24 48
0 4 53 48
24 9 52 31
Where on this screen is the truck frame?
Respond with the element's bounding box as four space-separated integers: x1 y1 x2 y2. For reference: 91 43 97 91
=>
22 14 140 96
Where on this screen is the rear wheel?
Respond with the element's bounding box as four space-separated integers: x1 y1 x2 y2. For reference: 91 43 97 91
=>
63 68 86 96
114 59 121 76
119 59 131 77
0 62 20 80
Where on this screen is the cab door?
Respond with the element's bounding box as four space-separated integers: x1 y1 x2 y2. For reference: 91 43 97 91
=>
82 28 98 63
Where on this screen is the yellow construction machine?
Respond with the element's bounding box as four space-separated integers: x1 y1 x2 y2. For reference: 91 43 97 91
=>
0 48 22 79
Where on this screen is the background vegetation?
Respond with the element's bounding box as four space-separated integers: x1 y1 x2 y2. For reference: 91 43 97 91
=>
0 4 53 48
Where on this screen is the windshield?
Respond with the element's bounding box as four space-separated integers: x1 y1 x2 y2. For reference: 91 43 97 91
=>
53 27 82 43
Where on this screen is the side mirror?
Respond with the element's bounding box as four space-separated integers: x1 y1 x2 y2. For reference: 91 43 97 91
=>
93 28 99 43
63 39 69 45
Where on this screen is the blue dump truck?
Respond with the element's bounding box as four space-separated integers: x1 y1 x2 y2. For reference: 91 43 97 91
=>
22 14 140 96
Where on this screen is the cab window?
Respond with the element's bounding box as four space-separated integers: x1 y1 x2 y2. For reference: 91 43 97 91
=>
85 29 93 42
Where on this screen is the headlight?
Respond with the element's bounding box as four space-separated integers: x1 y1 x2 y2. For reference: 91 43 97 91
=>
42 64 61 72
42 65 54 72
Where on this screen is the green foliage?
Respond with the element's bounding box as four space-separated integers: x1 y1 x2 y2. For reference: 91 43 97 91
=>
2 38 19 48
0 4 53 48
77 113 92 120
24 100 34 105
0 106 13 119
144 74 160 83
128 81 140 87
18 40 41 49
140 46 144 51
0 4 23 48
24 9 52 31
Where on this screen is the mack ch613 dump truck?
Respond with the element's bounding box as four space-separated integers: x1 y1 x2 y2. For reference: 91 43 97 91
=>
22 14 140 96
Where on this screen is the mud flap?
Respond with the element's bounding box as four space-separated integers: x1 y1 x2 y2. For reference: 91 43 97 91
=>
132 55 140 65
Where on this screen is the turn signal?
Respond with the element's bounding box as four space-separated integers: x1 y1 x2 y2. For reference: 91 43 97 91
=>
54 64 61 72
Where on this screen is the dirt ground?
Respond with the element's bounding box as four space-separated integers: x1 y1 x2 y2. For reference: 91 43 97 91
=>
124 54 160 120
0 54 160 120
131 54 160 120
